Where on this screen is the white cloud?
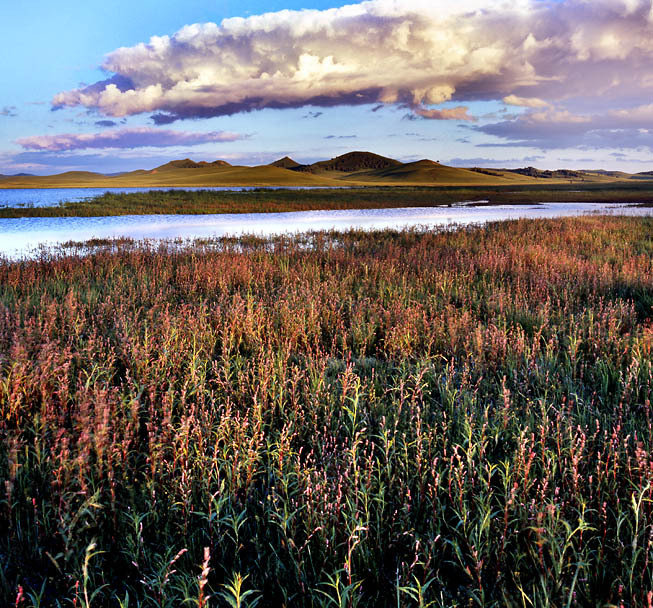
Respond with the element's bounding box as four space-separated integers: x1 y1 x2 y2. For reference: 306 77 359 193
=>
51 0 653 127
16 127 245 151
414 106 475 121
503 95 549 109
478 102 653 150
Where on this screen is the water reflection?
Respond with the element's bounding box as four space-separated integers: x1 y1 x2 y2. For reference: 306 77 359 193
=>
1 203 650 260
0 186 345 208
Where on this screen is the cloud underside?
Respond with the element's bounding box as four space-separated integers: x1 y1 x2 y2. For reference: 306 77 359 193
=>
48 0 653 150
16 127 244 151
51 0 653 122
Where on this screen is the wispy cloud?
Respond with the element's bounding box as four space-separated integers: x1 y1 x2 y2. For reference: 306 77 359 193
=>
477 103 653 150
52 0 653 126
502 95 550 109
16 126 246 152
447 156 544 167
1 106 18 117
414 106 474 121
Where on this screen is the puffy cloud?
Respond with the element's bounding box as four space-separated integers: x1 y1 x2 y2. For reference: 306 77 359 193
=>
53 0 653 123
48 0 653 155
16 126 245 152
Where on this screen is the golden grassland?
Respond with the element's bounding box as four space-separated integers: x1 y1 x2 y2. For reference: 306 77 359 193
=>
0 155 640 189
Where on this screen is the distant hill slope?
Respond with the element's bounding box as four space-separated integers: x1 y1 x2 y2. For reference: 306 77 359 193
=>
0 153 647 188
270 156 301 169
0 162 345 188
156 159 232 170
293 151 403 174
345 160 525 185
507 167 583 179
631 170 653 180
588 170 632 178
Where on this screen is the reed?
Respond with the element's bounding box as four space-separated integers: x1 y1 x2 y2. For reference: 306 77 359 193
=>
0 216 651 606
1 184 653 217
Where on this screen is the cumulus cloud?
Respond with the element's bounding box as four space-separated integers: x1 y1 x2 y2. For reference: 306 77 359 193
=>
16 126 245 152
56 0 653 122
48 0 653 153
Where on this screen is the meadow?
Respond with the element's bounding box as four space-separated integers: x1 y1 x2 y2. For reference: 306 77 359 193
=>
0 216 652 606
1 183 653 217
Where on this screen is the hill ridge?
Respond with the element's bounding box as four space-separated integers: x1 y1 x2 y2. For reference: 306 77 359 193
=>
270 156 301 169
292 151 402 174
1 151 647 187
156 159 232 170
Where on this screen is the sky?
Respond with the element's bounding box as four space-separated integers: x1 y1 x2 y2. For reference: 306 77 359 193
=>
3 0 653 175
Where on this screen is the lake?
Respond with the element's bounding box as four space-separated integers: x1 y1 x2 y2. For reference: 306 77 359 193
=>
0 186 346 208
1 202 651 260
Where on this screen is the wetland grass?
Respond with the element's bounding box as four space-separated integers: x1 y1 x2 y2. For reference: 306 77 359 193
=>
2 183 653 217
0 216 652 606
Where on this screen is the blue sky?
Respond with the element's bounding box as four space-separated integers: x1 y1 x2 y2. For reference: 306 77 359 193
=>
3 0 653 174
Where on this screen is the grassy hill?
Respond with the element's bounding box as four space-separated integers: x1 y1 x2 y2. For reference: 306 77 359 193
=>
1 151 651 188
292 151 403 174
270 156 301 169
342 159 535 185
0 163 345 188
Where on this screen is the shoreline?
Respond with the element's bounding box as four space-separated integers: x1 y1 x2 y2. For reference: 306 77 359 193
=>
2 184 653 217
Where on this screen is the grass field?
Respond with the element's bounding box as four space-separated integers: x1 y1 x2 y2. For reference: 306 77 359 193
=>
0 152 648 191
2 183 653 217
0 156 573 189
1 216 652 606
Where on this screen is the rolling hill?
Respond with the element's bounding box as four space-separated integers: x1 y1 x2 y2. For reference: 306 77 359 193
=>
291 151 403 174
341 159 519 185
270 156 301 169
0 151 649 188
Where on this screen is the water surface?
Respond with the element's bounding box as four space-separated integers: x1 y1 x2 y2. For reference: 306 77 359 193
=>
0 186 345 208
1 202 650 260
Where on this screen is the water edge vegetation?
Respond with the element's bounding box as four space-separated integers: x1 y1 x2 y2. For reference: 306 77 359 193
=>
0 216 652 606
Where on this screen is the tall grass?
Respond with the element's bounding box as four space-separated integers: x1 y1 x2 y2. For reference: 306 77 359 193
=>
0 216 652 606
1 184 653 217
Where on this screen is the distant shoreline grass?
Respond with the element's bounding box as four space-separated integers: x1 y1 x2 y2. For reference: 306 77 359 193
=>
1 183 653 217
1 217 652 606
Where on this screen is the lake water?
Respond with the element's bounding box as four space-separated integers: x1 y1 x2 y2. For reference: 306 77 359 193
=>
1 202 651 260
0 186 345 208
